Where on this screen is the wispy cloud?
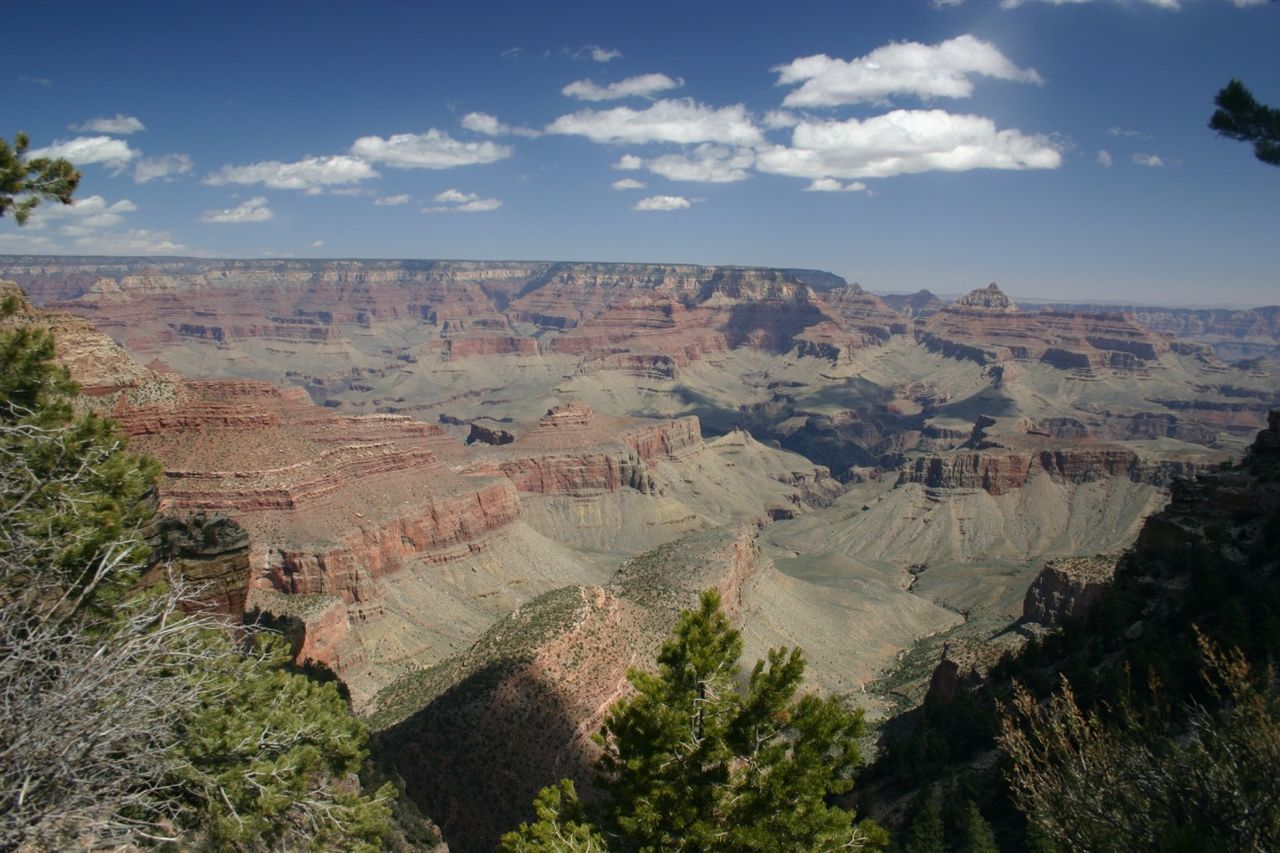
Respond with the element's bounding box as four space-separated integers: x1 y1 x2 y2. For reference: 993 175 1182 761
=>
569 45 622 62
461 112 540 138
70 114 146 134
134 153 193 184
423 188 502 213
611 178 646 190
562 73 684 102
374 194 411 206
1132 153 1165 167
201 196 273 223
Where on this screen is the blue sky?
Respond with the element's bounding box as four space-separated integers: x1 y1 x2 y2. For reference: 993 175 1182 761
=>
3 0 1277 305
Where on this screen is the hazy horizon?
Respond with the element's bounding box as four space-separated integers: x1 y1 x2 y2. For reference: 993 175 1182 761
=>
4 0 1277 304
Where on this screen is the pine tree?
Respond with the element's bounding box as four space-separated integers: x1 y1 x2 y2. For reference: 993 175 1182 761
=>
1210 80 1280 167
0 133 80 224
499 779 608 852
953 800 998 853
0 293 396 849
899 790 945 853
594 589 885 851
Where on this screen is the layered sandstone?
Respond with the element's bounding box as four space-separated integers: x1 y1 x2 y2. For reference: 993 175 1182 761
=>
917 283 1171 374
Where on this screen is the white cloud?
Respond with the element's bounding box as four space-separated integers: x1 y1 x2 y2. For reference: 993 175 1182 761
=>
350 129 512 169
755 110 1062 182
1097 149 1113 167
547 99 764 146
562 73 684 101
70 114 146 134
201 196 273 223
0 227 195 256
932 0 967 6
774 35 1042 108
614 154 645 170
460 111 540 138
374 193 411 206
764 110 800 129
205 155 377 191
804 178 867 192
76 228 194 254
569 45 621 62
23 195 138 232
461 112 507 135
423 189 502 213
637 144 755 183
1132 153 1165 167
634 195 692 211
29 136 139 171
611 178 646 190
134 153 193 183
311 240 325 248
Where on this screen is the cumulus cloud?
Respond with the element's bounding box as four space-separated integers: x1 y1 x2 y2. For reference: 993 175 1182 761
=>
460 111 540 138
28 136 139 171
201 196 273 223
633 195 692 211
205 155 377 191
1097 149 1113 167
775 35 1042 107
351 129 512 169
25 195 138 232
763 110 800 129
134 153 193 184
1132 153 1165 167
562 73 684 101
804 178 867 192
611 178 646 190
547 99 764 146
423 188 502 213
70 114 146 134
631 144 755 183
374 193 411 206
754 110 1062 183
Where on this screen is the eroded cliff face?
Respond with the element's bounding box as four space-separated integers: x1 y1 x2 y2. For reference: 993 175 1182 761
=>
916 283 1171 377
369 526 776 851
1022 554 1119 627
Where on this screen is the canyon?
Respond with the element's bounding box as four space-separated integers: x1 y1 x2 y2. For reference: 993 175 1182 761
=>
4 256 1279 849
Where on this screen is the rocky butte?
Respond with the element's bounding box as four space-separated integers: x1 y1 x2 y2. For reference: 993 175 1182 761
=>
3 257 1279 849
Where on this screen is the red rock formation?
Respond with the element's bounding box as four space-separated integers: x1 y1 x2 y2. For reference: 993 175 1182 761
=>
916 283 1171 373
461 403 701 497
2 259 905 376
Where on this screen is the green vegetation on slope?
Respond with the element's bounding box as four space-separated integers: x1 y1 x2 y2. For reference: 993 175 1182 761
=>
0 296 399 849
501 589 888 852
